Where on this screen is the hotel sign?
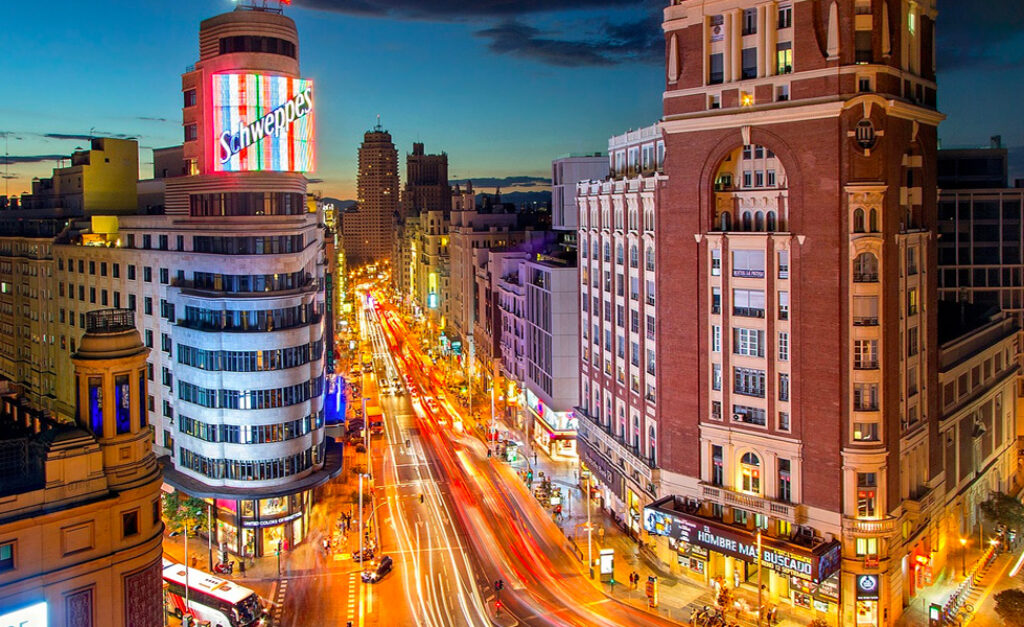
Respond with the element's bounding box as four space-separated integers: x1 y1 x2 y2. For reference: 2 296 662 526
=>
643 499 841 583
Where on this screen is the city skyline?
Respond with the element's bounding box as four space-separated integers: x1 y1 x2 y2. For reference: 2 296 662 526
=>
1 0 1022 202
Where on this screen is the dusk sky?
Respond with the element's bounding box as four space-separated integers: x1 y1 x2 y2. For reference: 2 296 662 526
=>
1 0 1022 200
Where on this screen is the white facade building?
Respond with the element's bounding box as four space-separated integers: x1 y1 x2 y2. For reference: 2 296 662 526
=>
552 154 608 231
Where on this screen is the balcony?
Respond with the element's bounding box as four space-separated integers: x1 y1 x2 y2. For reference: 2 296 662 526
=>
733 307 765 319
699 483 795 522
854 360 879 370
732 269 765 279
842 515 899 536
853 316 879 326
576 407 657 475
853 272 878 283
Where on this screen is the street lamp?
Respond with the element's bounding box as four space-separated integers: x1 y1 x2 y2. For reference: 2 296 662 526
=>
959 537 966 575
756 529 763 626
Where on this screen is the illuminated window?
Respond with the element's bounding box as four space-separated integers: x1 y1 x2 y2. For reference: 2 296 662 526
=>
740 452 761 493
857 472 877 517
0 542 12 572
855 537 878 556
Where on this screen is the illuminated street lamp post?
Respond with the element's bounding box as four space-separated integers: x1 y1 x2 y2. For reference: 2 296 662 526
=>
959 537 966 576
587 474 594 579
756 529 763 626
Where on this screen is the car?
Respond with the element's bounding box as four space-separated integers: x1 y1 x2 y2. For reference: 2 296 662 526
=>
360 555 393 583
352 547 375 562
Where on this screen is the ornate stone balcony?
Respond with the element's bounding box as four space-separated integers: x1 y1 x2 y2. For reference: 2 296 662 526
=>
699 483 796 523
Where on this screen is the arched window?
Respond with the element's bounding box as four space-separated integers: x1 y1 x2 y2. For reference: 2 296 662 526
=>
742 212 753 231
869 209 879 233
646 247 655 271
766 211 777 232
755 211 765 231
616 243 624 265
603 242 611 262
740 452 761 493
854 252 879 282
720 212 732 231
853 208 865 233
629 245 639 268
648 426 657 465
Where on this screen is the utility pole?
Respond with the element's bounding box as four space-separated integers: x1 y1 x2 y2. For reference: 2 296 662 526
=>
207 503 214 570
756 529 763 626
184 520 190 619
587 474 593 579
359 473 365 562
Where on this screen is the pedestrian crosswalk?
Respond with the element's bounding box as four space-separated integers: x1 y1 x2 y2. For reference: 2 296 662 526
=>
347 571 359 625
273 579 288 625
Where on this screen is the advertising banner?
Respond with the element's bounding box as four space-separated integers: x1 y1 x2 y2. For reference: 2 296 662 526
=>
212 73 315 172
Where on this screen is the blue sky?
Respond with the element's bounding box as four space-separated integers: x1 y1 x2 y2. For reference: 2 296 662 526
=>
1 0 1021 199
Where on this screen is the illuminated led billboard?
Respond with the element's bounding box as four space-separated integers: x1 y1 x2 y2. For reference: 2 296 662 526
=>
212 73 314 172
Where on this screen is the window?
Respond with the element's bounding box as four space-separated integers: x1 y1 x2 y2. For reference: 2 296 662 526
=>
184 124 198 142
184 89 197 107
859 76 873 93
0 542 12 572
734 405 766 426
778 373 790 401
734 367 766 398
160 268 169 284
740 452 761 493
778 291 789 320
112 263 120 278
742 8 758 34
733 289 766 318
143 266 152 282
711 249 721 276
128 264 136 280
711 446 724 486
776 41 793 74
711 287 721 314
144 297 153 315
732 250 765 278
778 459 792 502
778 251 789 279
857 473 877 517
854 383 879 411
778 5 792 29
712 325 721 352
712 363 722 391
856 537 878 557
778 332 789 361
854 422 879 441
906 288 918 315
855 30 873 63
854 296 879 326
853 252 878 282
734 328 764 357
907 327 919 357
741 47 758 79
907 247 918 275
122 510 140 537
709 53 724 84
145 330 153 348
712 400 722 421
778 412 790 432
854 340 879 369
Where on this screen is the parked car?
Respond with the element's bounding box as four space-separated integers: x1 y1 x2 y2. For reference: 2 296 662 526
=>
360 555 393 583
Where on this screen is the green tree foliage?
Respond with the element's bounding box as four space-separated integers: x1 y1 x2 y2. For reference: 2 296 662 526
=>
980 492 1024 530
162 492 210 535
994 589 1024 627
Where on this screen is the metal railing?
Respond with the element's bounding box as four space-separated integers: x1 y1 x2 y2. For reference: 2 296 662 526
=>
85 309 136 333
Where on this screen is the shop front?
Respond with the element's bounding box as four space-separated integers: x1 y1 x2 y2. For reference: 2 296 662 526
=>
524 389 578 460
854 573 880 627
215 491 311 558
577 434 624 514
645 496 842 625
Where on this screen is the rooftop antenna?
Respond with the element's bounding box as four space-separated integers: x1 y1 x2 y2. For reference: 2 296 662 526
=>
374 114 383 132
233 0 289 14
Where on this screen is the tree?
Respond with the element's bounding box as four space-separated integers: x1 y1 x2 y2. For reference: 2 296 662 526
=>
980 492 1024 530
994 589 1024 627
162 492 209 535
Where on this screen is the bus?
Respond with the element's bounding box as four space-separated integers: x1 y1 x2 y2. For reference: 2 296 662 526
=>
163 560 267 627
366 405 384 435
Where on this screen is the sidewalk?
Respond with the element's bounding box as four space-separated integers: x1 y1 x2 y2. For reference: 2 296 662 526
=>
490 411 807 627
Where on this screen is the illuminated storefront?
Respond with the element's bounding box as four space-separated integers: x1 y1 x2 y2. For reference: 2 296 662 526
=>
854 574 879 626
524 388 577 460
214 492 310 557
645 496 842 623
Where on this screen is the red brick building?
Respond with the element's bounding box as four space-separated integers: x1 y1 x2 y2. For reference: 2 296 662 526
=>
641 2 942 625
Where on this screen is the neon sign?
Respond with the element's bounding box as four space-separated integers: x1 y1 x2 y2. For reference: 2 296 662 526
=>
212 73 315 172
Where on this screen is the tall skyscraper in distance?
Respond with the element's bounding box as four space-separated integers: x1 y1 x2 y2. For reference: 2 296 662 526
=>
403 142 450 217
345 121 399 267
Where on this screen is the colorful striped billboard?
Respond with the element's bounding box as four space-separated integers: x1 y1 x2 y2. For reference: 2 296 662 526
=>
212 73 315 173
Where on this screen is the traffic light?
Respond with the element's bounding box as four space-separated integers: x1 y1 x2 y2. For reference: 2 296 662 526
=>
494 579 504 591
